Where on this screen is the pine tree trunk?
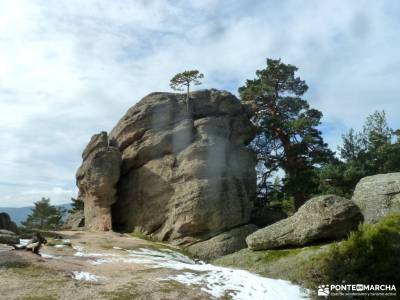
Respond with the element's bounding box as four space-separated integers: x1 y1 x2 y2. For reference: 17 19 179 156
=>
186 85 190 112
294 192 306 210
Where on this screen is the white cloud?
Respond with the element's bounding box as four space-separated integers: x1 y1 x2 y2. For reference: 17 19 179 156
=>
0 0 399 206
0 184 77 207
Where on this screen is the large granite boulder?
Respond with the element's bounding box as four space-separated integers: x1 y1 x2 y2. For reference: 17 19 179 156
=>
246 195 363 250
0 229 19 245
0 212 17 233
110 90 256 244
76 132 121 231
352 173 400 223
186 224 258 260
77 89 256 244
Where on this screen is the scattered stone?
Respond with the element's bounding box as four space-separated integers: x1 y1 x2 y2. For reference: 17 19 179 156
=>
186 224 258 260
0 212 18 233
0 229 19 245
246 195 363 250
352 172 400 223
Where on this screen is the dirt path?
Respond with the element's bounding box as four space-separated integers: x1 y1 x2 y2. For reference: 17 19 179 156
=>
0 231 210 300
0 231 307 300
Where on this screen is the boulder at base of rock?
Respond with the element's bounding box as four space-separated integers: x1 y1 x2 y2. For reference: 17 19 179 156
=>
246 195 363 250
64 210 85 230
0 229 19 245
352 173 400 224
0 212 18 233
186 224 258 260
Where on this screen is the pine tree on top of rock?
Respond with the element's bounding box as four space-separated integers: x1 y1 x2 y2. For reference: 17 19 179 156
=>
239 58 333 210
170 70 204 112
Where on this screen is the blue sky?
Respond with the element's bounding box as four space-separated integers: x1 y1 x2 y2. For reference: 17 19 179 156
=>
0 0 399 207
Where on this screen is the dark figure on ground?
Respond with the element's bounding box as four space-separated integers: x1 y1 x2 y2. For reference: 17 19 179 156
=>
12 232 47 255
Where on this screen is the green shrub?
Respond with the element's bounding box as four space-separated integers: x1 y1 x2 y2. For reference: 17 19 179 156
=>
298 213 400 290
269 197 296 216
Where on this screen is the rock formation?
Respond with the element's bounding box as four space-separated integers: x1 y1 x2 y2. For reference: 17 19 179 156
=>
186 224 257 260
0 212 17 233
246 195 363 250
76 132 121 231
353 172 400 223
64 210 85 230
0 229 19 245
77 89 256 245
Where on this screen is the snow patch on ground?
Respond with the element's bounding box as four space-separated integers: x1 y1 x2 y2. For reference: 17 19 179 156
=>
18 239 30 246
41 253 59 259
167 268 306 300
72 246 308 300
72 245 83 251
71 271 99 282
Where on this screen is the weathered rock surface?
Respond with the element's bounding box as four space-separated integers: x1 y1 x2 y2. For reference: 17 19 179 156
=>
82 131 109 160
64 210 85 230
0 212 17 233
186 224 258 260
110 89 256 244
76 132 121 231
246 195 363 250
77 89 256 244
352 173 400 223
0 229 19 245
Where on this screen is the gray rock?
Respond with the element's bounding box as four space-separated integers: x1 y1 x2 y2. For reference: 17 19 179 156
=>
0 229 19 245
76 132 121 231
109 89 256 244
0 212 17 233
0 244 13 252
246 195 363 250
77 89 256 247
82 131 108 161
352 173 400 223
186 224 258 260
64 210 85 230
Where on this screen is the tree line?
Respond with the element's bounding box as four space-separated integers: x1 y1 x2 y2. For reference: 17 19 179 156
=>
20 197 82 231
239 59 400 212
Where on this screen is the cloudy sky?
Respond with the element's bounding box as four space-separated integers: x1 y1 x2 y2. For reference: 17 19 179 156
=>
0 0 399 207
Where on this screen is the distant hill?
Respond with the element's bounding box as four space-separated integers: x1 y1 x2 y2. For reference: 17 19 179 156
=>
0 203 71 225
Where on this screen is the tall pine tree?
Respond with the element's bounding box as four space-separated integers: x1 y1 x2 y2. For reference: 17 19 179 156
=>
22 198 65 230
239 59 333 209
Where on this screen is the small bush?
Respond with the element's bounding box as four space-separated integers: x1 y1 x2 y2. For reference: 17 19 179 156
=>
269 197 296 216
298 213 400 290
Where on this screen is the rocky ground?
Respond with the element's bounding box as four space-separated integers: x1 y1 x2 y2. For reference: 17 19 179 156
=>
0 231 307 300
